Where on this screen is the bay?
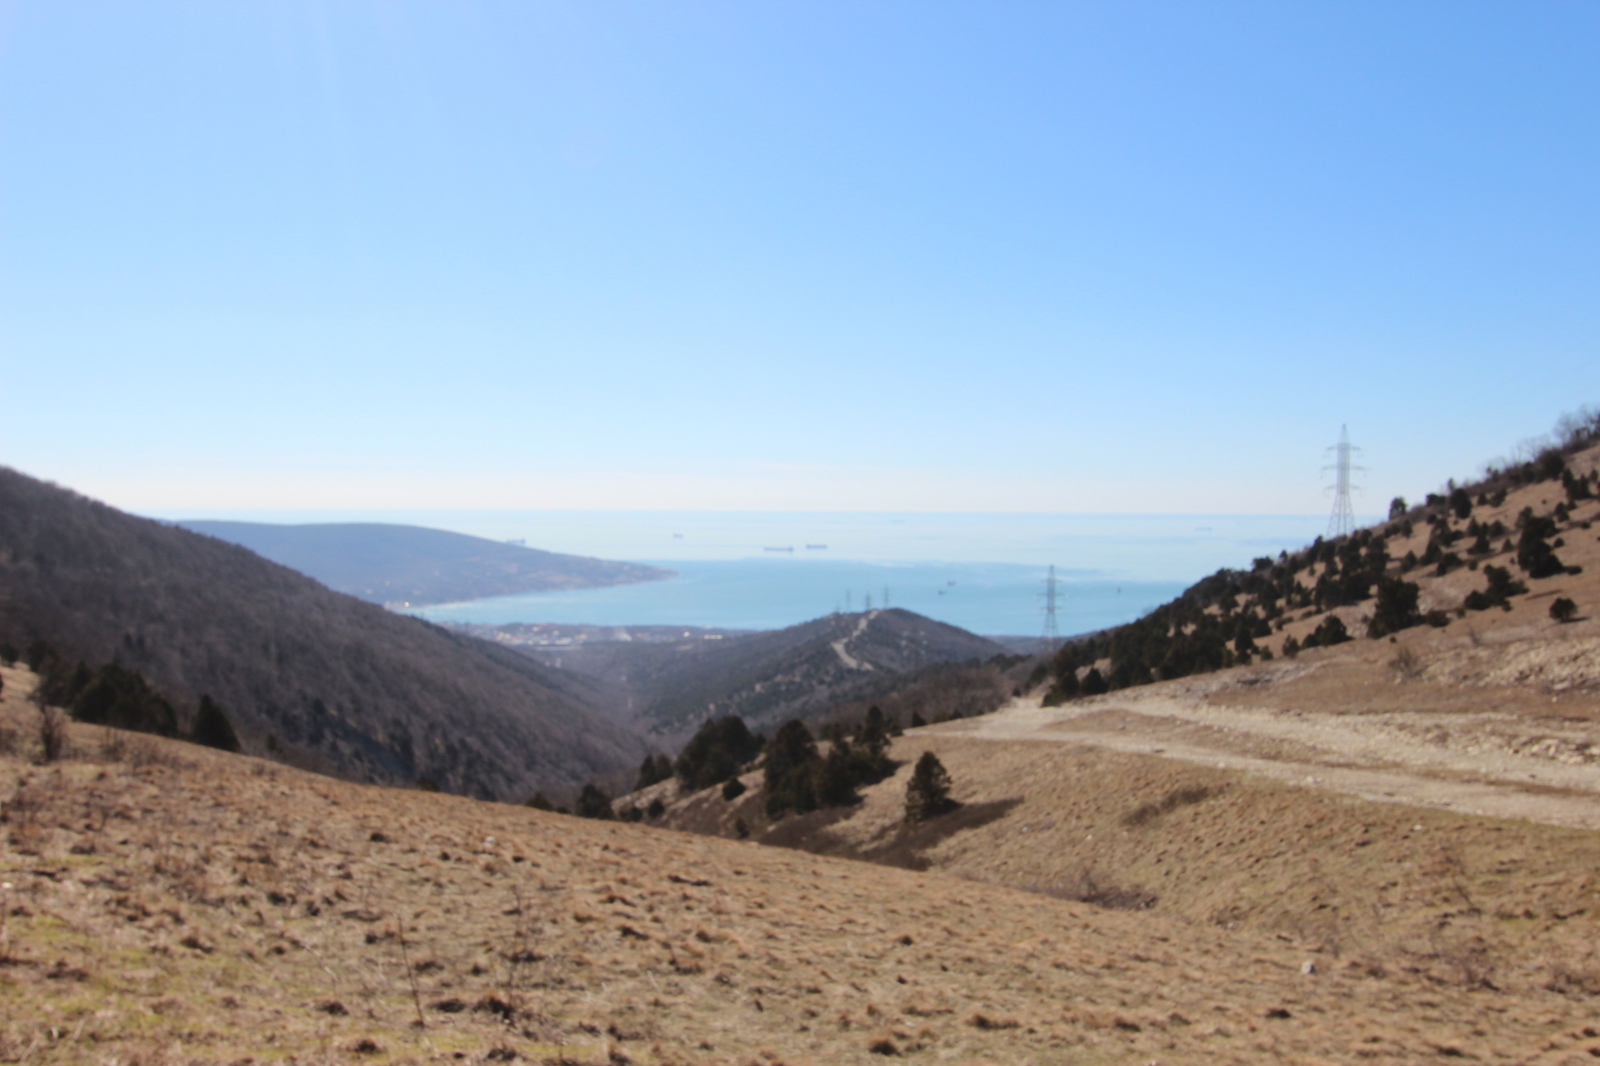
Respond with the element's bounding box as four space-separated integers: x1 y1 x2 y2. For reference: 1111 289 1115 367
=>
146 508 1355 637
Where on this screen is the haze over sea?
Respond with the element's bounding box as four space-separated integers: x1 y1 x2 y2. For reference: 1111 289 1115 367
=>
152 509 1353 636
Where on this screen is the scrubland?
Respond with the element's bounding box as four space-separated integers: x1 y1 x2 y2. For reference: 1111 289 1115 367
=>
8 439 1600 1064
8 657 1600 1066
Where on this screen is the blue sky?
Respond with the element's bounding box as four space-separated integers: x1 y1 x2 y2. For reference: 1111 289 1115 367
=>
1 2 1597 514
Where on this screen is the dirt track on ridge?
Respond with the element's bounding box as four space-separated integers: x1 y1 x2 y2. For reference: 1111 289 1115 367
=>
933 647 1600 830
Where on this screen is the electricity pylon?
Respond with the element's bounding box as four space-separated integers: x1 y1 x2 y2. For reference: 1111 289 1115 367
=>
1040 564 1063 651
1324 424 1364 538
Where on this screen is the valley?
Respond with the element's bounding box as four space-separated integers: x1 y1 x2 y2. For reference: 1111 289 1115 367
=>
5 424 1600 1064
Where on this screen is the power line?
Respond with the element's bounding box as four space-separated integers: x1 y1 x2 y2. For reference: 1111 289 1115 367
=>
1323 424 1365 539
1040 564 1062 651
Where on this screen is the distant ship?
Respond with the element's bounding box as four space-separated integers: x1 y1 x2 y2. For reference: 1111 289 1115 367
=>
763 546 794 553
805 544 827 550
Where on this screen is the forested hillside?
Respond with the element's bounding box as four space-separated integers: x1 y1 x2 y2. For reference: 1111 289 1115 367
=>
181 520 669 606
510 607 1010 743
1049 410 1600 697
0 468 643 798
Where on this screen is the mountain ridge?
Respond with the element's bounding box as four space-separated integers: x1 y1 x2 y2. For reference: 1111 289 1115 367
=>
0 467 644 798
178 519 670 607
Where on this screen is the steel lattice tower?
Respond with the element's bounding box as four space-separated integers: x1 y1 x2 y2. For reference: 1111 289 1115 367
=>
1324 424 1364 538
1040 564 1063 650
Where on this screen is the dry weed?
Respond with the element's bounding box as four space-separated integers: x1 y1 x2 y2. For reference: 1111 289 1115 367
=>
1032 868 1157 911
98 727 126 761
1388 644 1425 680
35 705 67 763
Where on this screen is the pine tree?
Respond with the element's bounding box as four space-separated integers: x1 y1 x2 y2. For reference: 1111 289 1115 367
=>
575 783 615 820
190 694 241 752
816 740 858 807
763 719 820 817
904 752 956 824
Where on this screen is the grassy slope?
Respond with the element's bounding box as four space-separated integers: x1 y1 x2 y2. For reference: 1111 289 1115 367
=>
7 671 1600 1065
610 440 1600 1032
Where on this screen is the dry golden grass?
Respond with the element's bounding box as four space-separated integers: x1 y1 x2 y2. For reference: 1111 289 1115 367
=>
6 450 1600 1064
7 663 1600 1065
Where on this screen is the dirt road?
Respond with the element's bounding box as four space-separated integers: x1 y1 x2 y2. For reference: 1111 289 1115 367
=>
936 652 1600 830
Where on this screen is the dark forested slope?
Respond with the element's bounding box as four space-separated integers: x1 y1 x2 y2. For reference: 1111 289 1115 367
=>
0 468 643 798
179 520 670 607
510 607 1010 743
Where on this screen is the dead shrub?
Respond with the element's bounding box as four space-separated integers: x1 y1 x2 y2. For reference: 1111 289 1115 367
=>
125 735 184 769
1122 785 1219 827
1388 645 1425 680
98 728 126 761
2 780 47 854
966 1012 1020 1030
1034 868 1157 911
0 724 18 757
36 706 67 764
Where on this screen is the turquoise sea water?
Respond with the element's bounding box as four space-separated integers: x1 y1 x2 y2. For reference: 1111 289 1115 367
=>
414 558 1187 637
148 509 1355 637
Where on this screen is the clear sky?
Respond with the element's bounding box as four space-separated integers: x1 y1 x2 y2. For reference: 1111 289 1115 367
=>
2 2 1597 515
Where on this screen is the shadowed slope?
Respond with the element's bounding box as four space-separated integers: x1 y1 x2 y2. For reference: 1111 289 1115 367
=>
0 467 642 797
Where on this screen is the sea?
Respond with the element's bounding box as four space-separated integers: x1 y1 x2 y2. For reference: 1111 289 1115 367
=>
148 509 1355 638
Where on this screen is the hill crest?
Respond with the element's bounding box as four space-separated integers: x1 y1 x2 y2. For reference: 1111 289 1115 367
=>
179 519 670 607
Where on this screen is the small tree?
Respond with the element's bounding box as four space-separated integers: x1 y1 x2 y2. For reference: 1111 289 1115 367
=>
1550 597 1578 623
1388 497 1408 521
1367 577 1422 638
816 740 858 807
1079 667 1109 696
525 791 554 810
1516 510 1568 578
904 752 956 823
676 716 764 791
635 753 673 791
854 706 892 759
1048 666 1080 704
1303 614 1350 648
763 719 820 817
575 783 615 820
190 695 240 752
